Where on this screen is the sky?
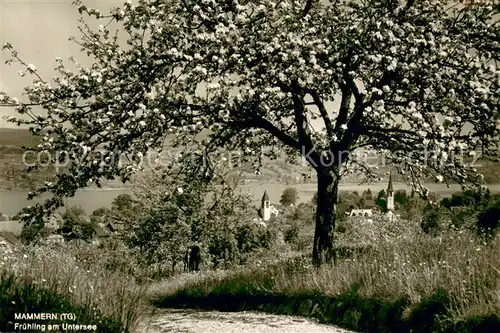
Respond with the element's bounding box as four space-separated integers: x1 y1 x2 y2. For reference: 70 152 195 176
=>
0 0 342 131
0 0 126 128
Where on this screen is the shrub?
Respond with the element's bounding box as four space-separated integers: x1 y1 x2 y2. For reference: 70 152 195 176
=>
292 202 315 225
208 231 240 269
421 205 450 236
236 223 272 254
477 202 500 240
284 222 300 245
280 187 299 206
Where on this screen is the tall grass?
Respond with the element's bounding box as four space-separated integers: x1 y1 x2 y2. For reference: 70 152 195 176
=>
0 243 149 332
153 217 500 332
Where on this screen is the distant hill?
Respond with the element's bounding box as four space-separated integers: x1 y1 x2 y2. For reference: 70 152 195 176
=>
0 128 499 190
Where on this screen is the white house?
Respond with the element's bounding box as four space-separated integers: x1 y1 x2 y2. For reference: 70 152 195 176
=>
45 234 64 244
349 209 373 217
259 190 279 221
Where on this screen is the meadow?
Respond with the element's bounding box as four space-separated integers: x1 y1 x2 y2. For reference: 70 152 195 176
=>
1 128 499 333
151 217 500 333
0 242 150 332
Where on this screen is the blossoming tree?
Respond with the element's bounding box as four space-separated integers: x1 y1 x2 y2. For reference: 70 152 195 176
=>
1 0 499 264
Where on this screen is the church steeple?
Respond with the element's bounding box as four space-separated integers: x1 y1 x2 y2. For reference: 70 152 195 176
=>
387 170 394 195
386 171 394 212
260 190 271 221
261 190 270 202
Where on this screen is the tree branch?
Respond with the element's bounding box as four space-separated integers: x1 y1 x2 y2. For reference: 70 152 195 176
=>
302 0 314 17
306 88 334 137
290 80 314 149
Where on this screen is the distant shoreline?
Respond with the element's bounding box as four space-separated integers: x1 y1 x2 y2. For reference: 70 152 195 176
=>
1 182 499 193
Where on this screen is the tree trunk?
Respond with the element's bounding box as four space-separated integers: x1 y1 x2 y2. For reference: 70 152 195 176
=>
312 168 339 266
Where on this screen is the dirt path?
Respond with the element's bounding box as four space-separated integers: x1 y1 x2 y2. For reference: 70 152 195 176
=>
136 309 354 333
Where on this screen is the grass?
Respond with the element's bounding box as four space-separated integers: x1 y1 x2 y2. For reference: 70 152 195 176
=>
151 219 500 333
0 243 150 332
0 274 123 332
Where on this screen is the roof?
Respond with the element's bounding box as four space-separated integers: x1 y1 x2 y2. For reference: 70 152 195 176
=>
94 226 109 238
67 239 90 247
364 199 376 208
261 190 270 202
47 234 64 239
0 232 20 247
106 222 122 232
387 171 394 193
0 220 24 235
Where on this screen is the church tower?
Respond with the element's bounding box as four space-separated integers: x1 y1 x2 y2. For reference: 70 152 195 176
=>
260 190 271 221
386 171 394 212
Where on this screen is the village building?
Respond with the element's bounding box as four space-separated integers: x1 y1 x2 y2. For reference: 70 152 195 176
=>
259 190 279 221
44 213 64 231
386 171 395 219
0 220 23 235
347 171 396 219
349 209 373 217
0 231 21 250
45 234 65 245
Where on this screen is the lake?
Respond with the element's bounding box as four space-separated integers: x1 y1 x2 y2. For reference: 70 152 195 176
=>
1 182 498 217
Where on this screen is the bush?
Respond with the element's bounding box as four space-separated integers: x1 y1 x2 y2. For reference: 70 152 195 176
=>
208 231 240 269
477 202 500 240
280 187 299 206
236 223 272 254
284 222 299 245
421 205 450 236
292 202 315 225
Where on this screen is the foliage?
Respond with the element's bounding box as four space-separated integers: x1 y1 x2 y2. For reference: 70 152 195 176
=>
0 274 124 333
122 161 258 271
361 188 373 201
155 229 500 333
280 187 299 206
236 223 273 254
1 0 498 264
477 202 500 240
394 190 409 208
62 206 95 241
292 202 315 225
442 189 493 209
111 194 136 211
90 207 111 224
106 194 141 227
207 230 240 269
421 204 450 236
400 196 426 222
339 191 361 207
17 207 46 245
0 244 147 332
284 222 300 245
19 223 46 245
